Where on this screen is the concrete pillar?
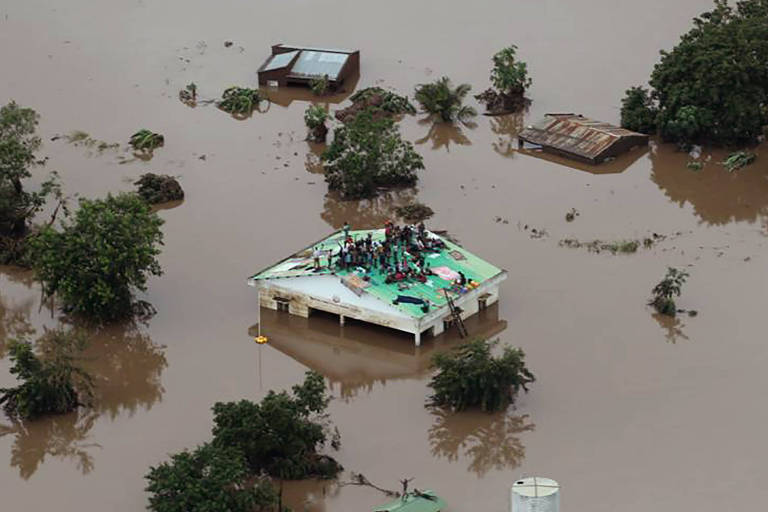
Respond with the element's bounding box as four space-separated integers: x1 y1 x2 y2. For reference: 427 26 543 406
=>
339 314 345 326
414 330 421 347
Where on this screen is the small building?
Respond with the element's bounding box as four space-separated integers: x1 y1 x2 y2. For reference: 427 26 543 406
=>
247 229 508 346
257 44 360 89
518 113 649 165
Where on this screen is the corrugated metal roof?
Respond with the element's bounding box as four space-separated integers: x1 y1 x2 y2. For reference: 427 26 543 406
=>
374 491 446 512
261 50 298 71
519 114 644 161
288 50 348 80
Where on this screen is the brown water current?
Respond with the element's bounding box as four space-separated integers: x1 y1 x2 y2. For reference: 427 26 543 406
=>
2 1 768 510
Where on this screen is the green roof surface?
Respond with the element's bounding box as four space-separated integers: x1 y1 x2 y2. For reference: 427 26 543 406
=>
374 491 446 512
250 229 504 319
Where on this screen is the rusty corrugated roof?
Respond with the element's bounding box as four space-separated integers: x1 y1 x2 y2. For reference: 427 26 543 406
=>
519 114 644 162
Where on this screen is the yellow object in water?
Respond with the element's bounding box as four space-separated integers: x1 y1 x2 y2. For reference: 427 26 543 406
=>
255 335 268 344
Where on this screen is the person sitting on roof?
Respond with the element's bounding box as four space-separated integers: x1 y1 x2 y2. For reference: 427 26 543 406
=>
457 271 467 286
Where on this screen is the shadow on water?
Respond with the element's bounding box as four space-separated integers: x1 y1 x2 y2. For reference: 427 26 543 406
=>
0 274 36 358
281 478 341 512
265 72 360 109
320 188 420 230
652 312 690 344
428 408 534 477
415 119 473 152
489 111 525 158
250 303 507 400
650 143 768 226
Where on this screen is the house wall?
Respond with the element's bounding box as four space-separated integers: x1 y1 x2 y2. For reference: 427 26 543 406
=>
258 68 290 86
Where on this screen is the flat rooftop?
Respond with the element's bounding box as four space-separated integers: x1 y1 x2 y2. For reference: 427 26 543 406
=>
249 229 504 320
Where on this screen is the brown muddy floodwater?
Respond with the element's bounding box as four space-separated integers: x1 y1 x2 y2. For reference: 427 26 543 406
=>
1 1 767 511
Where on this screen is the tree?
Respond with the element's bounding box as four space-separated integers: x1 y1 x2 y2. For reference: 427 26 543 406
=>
322 111 424 199
211 371 342 479
620 86 658 134
649 267 689 316
29 192 164 322
414 77 477 123
0 101 62 264
622 0 768 146
145 443 278 512
0 330 93 420
217 87 268 117
490 45 532 96
428 339 535 412
304 104 329 143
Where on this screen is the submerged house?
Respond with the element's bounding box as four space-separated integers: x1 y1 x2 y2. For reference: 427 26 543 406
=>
518 113 649 165
247 229 507 346
257 44 360 89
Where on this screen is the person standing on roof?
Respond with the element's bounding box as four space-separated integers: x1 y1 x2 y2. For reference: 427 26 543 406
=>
313 246 322 270
343 221 350 240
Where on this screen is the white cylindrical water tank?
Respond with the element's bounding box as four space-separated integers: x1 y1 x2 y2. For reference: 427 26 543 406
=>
510 476 560 512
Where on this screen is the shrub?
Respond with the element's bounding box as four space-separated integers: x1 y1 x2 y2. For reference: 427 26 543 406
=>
414 77 477 123
145 443 278 512
722 151 756 172
304 104 329 143
310 75 330 96
336 87 416 124
490 45 532 97
649 267 689 316
129 129 164 153
217 87 266 116
0 330 93 420
627 0 768 146
29 193 164 322
322 111 424 199
620 86 658 134
211 371 342 479
428 339 535 412
135 173 184 204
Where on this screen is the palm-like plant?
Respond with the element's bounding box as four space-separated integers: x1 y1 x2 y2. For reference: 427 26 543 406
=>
414 77 477 123
649 267 689 316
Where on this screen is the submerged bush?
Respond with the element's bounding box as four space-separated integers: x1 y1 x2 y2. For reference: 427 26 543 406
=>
304 104 329 143
212 371 342 479
620 86 658 134
217 87 267 117
145 443 278 512
722 151 756 172
414 77 477 123
623 0 768 146
395 202 434 223
129 129 164 153
649 267 689 316
310 75 331 96
322 111 424 199
135 173 184 204
0 330 93 420
476 45 532 114
428 339 535 412
30 192 164 322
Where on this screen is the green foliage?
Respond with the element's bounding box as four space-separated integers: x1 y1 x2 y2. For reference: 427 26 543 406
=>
145 443 278 512
217 87 266 116
134 173 185 204
211 371 342 479
687 161 704 171
620 86 658 134
429 339 535 412
0 330 93 420
179 83 197 106
304 104 329 130
490 45 532 96
348 87 416 115
722 150 756 172
29 192 164 322
650 267 689 316
414 77 477 123
129 129 164 152
322 111 424 199
310 75 330 96
635 0 768 145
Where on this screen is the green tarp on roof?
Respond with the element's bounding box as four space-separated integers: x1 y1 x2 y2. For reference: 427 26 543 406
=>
250 229 505 320
374 491 446 512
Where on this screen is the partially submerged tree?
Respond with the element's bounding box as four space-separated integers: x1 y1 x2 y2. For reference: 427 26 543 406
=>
310 75 331 96
428 339 535 412
322 111 424 199
649 267 689 316
335 87 416 124
145 443 278 512
217 87 268 117
304 104 329 143
476 45 532 114
414 77 477 123
620 86 658 134
0 101 63 264
29 192 164 322
0 330 93 420
129 129 164 153
211 371 342 479
621 0 768 146
135 173 185 204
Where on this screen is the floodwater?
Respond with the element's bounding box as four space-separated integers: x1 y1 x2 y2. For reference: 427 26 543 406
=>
1 0 767 510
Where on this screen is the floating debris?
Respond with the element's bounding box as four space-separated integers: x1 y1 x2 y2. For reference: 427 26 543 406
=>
565 208 579 222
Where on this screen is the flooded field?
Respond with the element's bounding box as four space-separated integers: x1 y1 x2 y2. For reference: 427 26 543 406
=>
1 0 767 511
